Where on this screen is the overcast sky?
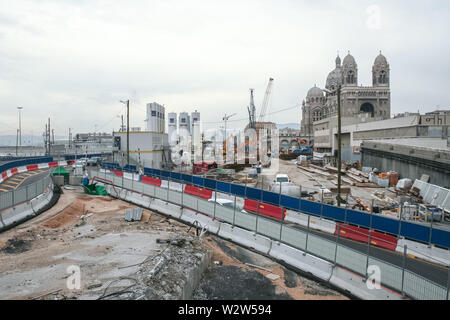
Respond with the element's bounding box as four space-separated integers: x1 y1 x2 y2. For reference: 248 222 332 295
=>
0 0 449 136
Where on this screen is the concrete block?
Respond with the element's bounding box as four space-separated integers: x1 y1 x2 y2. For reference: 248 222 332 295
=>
269 242 333 282
53 175 65 186
69 176 82 186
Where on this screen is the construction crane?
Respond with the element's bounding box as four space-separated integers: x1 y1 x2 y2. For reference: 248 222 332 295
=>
258 78 274 123
247 89 256 129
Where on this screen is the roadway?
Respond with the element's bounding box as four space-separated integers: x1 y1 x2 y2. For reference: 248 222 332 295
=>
0 169 49 192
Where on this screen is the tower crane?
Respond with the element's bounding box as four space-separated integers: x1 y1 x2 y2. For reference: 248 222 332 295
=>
258 78 274 123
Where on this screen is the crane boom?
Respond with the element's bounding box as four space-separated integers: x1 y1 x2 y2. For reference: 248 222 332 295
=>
258 78 274 123
247 89 256 128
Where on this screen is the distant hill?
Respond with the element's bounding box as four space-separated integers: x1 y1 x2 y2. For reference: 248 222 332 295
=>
276 123 300 130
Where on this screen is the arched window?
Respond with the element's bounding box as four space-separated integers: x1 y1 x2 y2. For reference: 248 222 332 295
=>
313 109 322 122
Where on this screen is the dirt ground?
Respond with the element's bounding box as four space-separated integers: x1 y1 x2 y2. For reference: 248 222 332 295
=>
194 237 348 300
0 186 348 300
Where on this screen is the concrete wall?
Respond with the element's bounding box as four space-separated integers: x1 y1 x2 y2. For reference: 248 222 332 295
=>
361 143 450 188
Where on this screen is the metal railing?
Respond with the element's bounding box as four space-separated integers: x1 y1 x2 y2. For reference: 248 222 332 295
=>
91 168 449 300
0 174 52 212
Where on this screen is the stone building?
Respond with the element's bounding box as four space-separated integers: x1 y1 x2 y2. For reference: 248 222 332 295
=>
301 52 391 142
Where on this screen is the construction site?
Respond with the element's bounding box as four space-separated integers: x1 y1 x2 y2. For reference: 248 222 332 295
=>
1 2 450 306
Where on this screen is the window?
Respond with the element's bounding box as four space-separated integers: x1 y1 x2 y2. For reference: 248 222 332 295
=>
181 118 186 123
151 110 156 116
169 119 174 123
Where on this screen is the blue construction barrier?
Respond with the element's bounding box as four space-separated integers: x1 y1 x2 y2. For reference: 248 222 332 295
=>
100 164 450 249
0 157 53 173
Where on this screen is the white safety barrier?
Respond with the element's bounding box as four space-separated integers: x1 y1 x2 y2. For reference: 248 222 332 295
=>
285 210 337 234
269 242 333 281
0 179 54 232
90 169 449 300
396 239 450 267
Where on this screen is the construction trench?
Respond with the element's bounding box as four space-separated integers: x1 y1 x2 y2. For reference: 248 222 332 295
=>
0 187 347 300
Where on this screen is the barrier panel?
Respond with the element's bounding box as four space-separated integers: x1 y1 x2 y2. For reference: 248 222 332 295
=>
243 199 285 220
141 176 162 187
184 185 212 200
336 224 398 251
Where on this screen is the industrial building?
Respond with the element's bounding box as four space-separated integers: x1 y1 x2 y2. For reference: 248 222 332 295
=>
113 102 170 169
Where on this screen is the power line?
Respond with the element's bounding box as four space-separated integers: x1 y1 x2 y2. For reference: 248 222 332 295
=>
201 104 300 124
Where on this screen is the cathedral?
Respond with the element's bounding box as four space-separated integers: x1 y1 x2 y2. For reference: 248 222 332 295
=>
301 52 391 137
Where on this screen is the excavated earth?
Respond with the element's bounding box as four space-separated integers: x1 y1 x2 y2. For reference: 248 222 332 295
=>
0 186 348 300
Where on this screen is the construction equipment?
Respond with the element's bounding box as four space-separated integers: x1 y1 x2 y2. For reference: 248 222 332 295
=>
247 89 256 129
258 78 274 123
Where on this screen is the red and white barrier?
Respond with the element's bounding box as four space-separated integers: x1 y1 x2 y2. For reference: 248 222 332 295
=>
0 160 74 185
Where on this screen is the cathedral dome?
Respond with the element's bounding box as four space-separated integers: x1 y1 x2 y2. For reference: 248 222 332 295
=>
307 86 324 97
326 68 342 88
343 53 356 67
374 53 388 66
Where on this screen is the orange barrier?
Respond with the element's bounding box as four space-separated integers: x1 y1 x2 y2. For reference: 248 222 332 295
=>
335 224 398 251
184 185 213 199
243 199 286 220
141 176 162 187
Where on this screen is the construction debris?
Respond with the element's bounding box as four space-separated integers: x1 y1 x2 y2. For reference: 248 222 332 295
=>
124 208 143 222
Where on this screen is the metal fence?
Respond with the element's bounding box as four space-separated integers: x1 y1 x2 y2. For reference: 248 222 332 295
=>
100 164 450 249
91 169 449 300
0 174 52 212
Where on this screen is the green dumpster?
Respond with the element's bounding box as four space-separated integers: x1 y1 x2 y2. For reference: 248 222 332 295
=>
82 184 108 196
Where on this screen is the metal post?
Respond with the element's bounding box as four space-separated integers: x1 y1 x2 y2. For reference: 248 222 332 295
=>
279 206 284 242
344 193 349 223
232 194 237 227
429 209 434 248
197 185 199 212
401 245 407 296
299 186 302 211
305 214 311 254
279 182 282 207
167 177 170 201
213 188 217 220
446 266 449 300
398 204 403 239
255 199 260 234
320 190 324 218
334 223 340 266
366 208 374 280
337 84 342 206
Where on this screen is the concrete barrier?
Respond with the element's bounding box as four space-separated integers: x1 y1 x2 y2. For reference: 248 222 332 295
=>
329 267 403 300
285 210 337 235
396 239 450 267
269 242 333 282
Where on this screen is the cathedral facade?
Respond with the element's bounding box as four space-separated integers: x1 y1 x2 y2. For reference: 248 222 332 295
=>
301 52 391 138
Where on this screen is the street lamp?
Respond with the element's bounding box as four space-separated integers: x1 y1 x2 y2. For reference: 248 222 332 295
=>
17 106 23 145
322 84 342 206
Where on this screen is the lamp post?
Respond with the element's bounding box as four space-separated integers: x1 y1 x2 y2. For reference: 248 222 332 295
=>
17 106 23 154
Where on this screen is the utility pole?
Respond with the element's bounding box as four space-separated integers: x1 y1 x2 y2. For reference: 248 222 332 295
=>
120 100 130 165
16 129 19 156
69 128 72 149
48 118 51 156
337 84 342 206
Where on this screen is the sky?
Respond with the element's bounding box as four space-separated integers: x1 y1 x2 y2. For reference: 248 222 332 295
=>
0 0 449 138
